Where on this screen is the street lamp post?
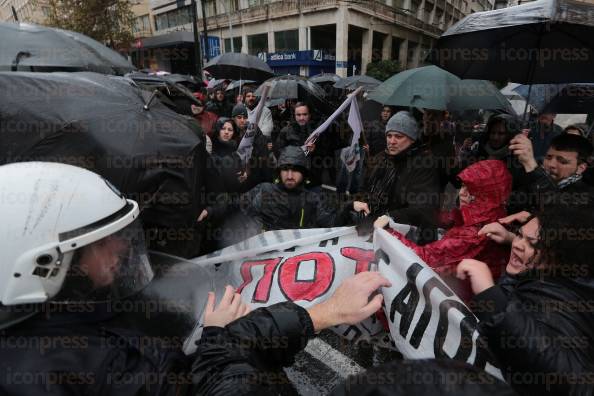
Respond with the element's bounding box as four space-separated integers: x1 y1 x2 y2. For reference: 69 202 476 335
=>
190 0 203 77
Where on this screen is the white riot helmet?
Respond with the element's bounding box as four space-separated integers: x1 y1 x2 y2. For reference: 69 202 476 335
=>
0 162 152 328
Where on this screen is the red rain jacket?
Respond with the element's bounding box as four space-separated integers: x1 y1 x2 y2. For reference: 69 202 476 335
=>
387 160 512 301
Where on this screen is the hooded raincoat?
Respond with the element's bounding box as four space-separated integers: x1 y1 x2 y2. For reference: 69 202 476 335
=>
386 160 512 300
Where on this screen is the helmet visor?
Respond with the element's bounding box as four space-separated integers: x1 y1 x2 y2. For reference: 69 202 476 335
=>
54 218 153 303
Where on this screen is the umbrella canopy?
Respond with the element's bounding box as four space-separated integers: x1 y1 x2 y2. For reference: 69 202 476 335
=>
429 0 594 83
368 66 514 113
206 78 228 91
501 82 531 115
163 73 204 91
310 73 342 84
0 72 205 256
513 83 594 114
125 72 200 116
255 75 330 109
333 74 381 90
204 53 274 81
225 79 256 91
0 22 134 75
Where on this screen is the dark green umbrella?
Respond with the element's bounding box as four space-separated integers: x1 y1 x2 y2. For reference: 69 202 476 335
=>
333 74 381 90
368 65 514 113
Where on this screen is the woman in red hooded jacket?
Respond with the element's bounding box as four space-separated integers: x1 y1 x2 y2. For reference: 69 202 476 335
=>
375 159 512 301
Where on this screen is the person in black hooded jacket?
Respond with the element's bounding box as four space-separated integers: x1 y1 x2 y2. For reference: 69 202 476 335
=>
458 113 525 185
275 102 350 189
198 146 369 241
457 207 594 396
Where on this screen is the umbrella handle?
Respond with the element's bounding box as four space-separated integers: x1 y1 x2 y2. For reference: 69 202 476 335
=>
143 89 159 111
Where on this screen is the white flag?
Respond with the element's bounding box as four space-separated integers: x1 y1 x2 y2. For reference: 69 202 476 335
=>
339 97 363 172
237 84 270 165
303 86 364 151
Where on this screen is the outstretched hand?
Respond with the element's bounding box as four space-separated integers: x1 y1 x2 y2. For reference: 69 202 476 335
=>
203 285 251 328
307 272 391 332
478 222 515 245
498 211 532 225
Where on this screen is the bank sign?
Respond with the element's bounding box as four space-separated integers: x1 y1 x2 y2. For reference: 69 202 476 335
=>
261 50 336 67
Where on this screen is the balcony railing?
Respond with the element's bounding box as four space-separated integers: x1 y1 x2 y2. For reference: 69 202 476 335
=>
206 0 444 37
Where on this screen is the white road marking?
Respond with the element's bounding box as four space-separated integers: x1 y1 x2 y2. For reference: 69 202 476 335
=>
304 338 365 378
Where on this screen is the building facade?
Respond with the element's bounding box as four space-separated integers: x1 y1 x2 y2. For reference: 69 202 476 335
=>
0 0 49 23
145 0 493 76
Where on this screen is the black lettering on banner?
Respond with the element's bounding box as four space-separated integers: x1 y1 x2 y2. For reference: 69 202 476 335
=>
389 263 422 338
409 277 453 348
318 237 339 247
434 299 476 361
342 325 363 343
374 249 390 265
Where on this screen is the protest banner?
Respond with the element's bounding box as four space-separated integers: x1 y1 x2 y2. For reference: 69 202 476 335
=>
188 226 502 380
373 227 502 379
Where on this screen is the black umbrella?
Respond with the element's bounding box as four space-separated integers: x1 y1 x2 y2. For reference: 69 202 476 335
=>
163 73 204 91
0 21 134 75
225 79 256 91
254 75 331 113
204 53 274 81
125 72 199 115
513 83 594 114
0 72 205 257
429 0 594 83
310 73 342 84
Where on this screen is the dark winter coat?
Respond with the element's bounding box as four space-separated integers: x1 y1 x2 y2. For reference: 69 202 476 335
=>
386 160 512 301
245 128 274 189
508 166 594 213
208 181 351 232
193 303 516 396
208 135 245 195
359 145 441 229
276 120 350 187
0 302 193 396
473 271 594 396
206 99 233 118
192 302 314 395
364 119 387 157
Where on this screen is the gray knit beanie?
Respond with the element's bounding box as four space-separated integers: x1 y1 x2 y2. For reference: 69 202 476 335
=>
385 111 418 141
232 103 248 118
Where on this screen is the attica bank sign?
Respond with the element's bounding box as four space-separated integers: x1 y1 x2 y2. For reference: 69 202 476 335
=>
260 50 336 67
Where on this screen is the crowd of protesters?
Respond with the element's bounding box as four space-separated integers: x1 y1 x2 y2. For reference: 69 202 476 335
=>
2 74 593 396
184 78 594 395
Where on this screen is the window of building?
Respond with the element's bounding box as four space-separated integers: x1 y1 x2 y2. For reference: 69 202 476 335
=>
409 0 421 15
391 37 403 61
224 37 243 52
407 41 418 65
154 5 192 31
248 33 268 55
205 0 217 16
227 0 240 11
248 0 273 6
133 14 150 34
274 29 298 52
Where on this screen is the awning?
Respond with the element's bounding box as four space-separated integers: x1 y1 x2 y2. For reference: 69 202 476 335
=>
137 31 194 49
